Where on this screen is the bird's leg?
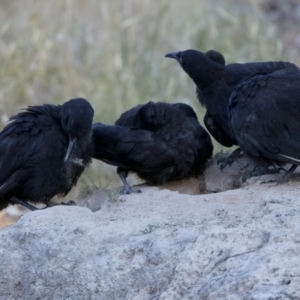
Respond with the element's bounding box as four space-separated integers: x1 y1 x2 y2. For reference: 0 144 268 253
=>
259 164 297 184
273 164 298 184
217 148 243 170
242 157 293 183
117 167 142 195
11 197 39 211
46 200 76 208
243 166 281 181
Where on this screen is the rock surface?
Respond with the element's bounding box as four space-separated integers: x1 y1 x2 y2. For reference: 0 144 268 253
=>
1 165 300 299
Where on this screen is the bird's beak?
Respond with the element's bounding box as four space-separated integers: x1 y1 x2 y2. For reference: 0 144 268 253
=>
64 137 77 162
165 51 180 61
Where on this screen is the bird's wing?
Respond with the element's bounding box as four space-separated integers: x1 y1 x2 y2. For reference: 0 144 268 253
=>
0 169 28 197
204 111 234 147
229 68 300 164
225 61 298 87
115 105 143 127
92 124 175 172
0 111 55 194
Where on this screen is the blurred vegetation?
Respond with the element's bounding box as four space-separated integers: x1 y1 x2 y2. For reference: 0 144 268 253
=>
0 0 298 199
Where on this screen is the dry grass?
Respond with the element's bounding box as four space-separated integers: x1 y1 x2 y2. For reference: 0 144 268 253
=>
0 0 296 201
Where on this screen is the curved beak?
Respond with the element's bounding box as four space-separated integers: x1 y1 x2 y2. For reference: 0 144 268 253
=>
64 137 77 162
165 51 180 60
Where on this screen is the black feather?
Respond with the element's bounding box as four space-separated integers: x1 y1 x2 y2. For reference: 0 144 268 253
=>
165 48 297 150
92 102 213 191
0 98 94 210
229 67 300 170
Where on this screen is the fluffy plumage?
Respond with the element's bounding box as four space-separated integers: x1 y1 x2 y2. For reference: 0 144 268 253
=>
92 101 213 194
0 98 94 210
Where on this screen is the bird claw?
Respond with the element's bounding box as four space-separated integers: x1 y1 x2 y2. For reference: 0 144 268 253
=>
217 156 235 170
61 200 76 206
217 148 243 171
261 165 297 185
120 187 142 195
46 200 76 208
242 166 284 182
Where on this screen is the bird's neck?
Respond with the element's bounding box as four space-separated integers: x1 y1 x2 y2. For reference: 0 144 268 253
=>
192 66 224 90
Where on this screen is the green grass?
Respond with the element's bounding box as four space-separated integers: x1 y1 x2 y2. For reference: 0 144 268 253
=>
0 0 294 200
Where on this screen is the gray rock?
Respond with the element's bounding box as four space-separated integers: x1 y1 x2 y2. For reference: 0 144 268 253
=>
204 153 253 193
1 177 300 299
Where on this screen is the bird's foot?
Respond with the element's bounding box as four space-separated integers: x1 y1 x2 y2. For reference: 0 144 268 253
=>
60 200 76 206
117 167 142 195
217 148 243 170
47 200 76 208
261 164 297 185
242 166 285 182
217 156 235 170
120 186 142 195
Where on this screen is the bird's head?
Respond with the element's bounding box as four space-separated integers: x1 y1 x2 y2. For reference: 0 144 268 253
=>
165 49 224 89
61 98 94 162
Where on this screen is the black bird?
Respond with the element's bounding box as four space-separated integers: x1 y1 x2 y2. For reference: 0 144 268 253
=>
92 101 213 194
165 49 297 167
165 49 297 146
0 98 94 211
229 66 300 180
